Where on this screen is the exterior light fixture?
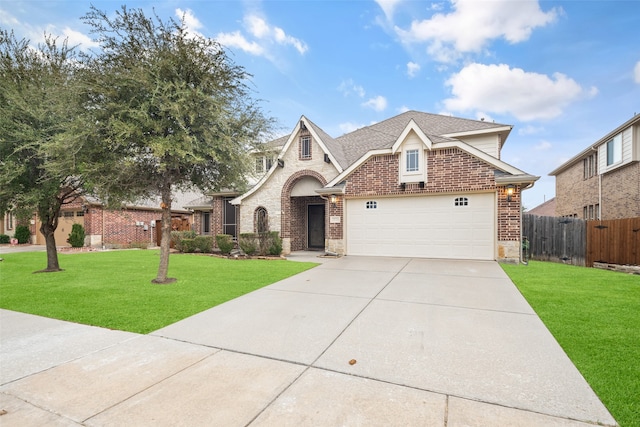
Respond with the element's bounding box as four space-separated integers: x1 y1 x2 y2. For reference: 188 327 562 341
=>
506 184 515 202
330 194 337 205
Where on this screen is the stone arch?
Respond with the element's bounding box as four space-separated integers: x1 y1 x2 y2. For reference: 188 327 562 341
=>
280 170 328 249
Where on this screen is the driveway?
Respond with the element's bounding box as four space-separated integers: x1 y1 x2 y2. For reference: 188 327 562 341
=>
0 255 616 426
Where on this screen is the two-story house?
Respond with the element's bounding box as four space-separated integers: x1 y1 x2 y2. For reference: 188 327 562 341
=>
550 114 640 220
188 110 539 263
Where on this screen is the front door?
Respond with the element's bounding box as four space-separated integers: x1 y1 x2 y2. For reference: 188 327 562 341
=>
307 204 325 249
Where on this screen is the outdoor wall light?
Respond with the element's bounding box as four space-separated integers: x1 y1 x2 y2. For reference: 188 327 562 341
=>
506 184 515 202
330 194 337 205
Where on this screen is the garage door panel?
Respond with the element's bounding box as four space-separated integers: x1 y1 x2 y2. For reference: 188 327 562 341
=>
346 194 495 260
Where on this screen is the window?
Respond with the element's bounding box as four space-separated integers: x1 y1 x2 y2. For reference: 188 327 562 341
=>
365 201 377 209
406 149 419 172
606 134 622 166
255 207 268 232
6 212 14 230
63 211 74 218
255 156 274 174
583 153 597 179
202 212 211 234
300 136 312 160
454 197 468 206
76 211 84 217
223 197 237 239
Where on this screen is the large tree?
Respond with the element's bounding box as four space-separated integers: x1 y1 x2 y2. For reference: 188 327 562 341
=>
81 6 273 283
0 29 90 272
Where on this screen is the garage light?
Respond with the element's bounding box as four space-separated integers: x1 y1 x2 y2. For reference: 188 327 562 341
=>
506 184 515 202
330 195 337 205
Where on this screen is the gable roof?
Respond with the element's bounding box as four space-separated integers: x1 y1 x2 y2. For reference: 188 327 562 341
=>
527 197 557 216
549 113 640 176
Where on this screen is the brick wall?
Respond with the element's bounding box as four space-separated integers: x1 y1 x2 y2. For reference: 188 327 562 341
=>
345 148 495 196
100 208 162 246
602 162 640 219
555 161 599 217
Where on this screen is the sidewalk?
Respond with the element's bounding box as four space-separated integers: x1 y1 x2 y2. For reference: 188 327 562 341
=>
0 256 617 426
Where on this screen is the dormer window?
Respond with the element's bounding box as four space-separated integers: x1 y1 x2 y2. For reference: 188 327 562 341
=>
255 155 273 174
300 136 312 160
406 149 419 172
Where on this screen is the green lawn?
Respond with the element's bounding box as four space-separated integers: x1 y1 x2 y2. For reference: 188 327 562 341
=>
502 261 640 427
0 250 317 334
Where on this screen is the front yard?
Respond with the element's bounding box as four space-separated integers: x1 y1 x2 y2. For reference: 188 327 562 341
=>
502 261 640 427
0 250 317 334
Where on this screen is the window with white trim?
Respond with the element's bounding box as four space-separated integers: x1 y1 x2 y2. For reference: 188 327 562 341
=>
365 201 377 209
406 149 419 172
300 136 312 160
606 134 622 166
454 197 468 206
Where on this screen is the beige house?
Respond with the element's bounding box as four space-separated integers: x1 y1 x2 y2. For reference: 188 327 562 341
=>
550 114 640 220
189 110 539 263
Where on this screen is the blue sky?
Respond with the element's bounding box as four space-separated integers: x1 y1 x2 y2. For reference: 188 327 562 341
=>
2 0 639 209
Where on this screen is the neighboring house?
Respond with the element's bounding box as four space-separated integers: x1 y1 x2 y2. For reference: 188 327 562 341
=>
30 192 196 248
527 197 557 217
190 110 539 263
550 114 640 220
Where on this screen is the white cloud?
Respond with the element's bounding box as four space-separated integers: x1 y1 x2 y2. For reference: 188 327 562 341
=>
534 140 552 150
407 61 420 78
338 79 366 98
634 60 640 84
375 0 403 21
362 95 388 112
398 105 411 113
339 121 366 134
518 125 544 135
59 27 99 50
394 0 560 63
216 31 264 56
443 63 592 121
176 8 204 39
217 14 307 61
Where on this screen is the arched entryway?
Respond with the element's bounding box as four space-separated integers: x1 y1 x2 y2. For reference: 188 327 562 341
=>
281 171 327 251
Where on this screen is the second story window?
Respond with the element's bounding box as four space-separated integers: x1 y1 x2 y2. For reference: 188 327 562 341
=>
606 134 622 166
406 149 419 172
583 153 597 179
300 136 312 160
255 155 274 174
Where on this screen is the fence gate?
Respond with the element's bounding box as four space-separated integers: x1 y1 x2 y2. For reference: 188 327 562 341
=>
523 214 586 266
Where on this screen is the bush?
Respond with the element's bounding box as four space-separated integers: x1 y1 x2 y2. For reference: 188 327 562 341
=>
68 224 85 247
193 235 213 253
0 234 9 244
215 234 234 254
268 231 283 256
14 225 30 244
171 230 197 253
239 233 258 255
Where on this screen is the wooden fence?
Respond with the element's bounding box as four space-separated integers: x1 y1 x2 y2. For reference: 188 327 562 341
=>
523 214 640 267
586 217 640 267
523 214 586 266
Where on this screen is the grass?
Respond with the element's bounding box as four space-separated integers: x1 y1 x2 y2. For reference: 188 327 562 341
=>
502 261 640 427
0 250 317 334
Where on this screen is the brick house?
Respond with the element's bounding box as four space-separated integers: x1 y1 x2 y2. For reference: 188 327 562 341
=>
550 114 640 220
191 111 538 263
31 193 194 248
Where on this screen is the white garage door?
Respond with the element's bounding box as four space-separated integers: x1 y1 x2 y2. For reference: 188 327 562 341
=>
346 193 495 260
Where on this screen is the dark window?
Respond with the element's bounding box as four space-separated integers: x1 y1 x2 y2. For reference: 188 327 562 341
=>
300 136 311 160
223 198 237 239
365 201 377 209
454 197 469 206
63 211 74 218
202 212 211 234
255 207 268 233
76 211 84 217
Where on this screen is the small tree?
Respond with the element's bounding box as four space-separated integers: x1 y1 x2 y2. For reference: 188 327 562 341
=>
68 224 85 248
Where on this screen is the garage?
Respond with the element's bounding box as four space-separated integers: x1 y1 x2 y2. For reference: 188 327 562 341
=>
346 193 495 260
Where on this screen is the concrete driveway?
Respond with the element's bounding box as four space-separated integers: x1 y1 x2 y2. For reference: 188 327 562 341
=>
0 255 616 426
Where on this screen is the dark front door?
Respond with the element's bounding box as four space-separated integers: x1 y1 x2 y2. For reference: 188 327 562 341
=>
307 204 325 249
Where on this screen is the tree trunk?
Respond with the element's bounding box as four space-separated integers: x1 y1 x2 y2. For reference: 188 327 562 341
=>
38 216 62 273
152 185 176 284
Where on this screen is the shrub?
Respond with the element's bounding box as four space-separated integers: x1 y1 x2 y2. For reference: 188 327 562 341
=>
0 234 9 244
268 231 283 256
14 225 30 244
215 234 234 254
171 230 197 252
193 235 213 253
239 233 258 255
180 238 196 253
68 224 86 247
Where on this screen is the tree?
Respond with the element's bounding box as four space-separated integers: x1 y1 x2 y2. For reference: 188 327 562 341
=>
81 6 273 283
0 29 87 272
